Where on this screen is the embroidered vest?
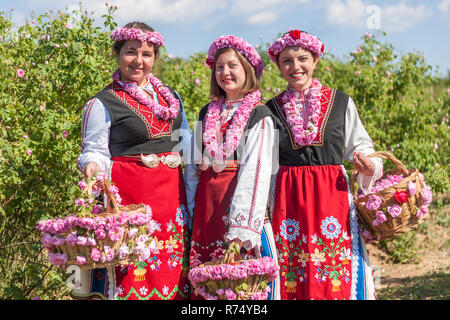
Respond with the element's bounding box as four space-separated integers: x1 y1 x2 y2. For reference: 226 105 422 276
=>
267 87 349 166
195 103 273 161
94 82 183 157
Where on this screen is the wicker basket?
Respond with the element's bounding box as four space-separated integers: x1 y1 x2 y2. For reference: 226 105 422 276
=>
40 178 150 269
188 242 279 300
350 151 429 241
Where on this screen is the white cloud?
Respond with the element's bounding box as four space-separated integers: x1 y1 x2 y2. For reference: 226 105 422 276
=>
381 4 432 32
324 0 432 33
230 0 309 25
83 0 227 25
438 0 450 13
248 11 278 25
325 0 366 28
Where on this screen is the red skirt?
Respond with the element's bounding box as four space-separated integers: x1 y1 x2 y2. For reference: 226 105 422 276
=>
272 165 353 300
110 153 190 300
190 164 239 268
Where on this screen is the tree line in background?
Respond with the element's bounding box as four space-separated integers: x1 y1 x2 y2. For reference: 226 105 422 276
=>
0 5 448 299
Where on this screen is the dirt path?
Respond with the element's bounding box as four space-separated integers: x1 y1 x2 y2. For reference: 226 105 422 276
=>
366 209 450 300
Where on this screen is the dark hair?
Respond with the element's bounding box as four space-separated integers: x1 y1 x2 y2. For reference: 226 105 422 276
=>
112 21 160 58
210 48 260 100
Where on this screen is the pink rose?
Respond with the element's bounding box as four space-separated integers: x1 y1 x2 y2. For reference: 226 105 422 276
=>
66 232 78 246
91 248 101 262
407 181 417 196
74 198 85 206
108 226 124 242
94 228 106 240
76 256 86 265
117 244 130 260
101 246 115 263
366 194 382 211
421 186 432 205
417 205 428 218
375 211 388 223
16 69 25 78
387 204 402 217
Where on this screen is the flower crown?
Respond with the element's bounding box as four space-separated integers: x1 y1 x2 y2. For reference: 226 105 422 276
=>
110 27 165 47
268 30 324 62
205 35 264 77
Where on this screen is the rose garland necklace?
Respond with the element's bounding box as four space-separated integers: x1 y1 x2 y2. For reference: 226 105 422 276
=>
113 69 179 120
280 78 322 146
202 90 262 164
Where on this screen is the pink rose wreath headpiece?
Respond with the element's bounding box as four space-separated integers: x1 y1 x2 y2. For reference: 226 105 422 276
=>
268 29 324 62
110 27 165 47
205 35 264 77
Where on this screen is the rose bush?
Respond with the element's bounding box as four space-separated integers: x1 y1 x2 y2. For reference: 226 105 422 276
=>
0 4 448 299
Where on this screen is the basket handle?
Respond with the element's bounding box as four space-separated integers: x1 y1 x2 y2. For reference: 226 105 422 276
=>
81 179 121 214
221 241 242 264
350 151 409 198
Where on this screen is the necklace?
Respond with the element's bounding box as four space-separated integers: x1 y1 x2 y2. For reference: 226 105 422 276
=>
112 69 179 120
280 78 322 146
202 90 262 165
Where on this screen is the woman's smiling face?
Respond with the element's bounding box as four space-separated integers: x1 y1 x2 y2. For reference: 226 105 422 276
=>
118 40 155 87
214 49 247 101
277 46 318 90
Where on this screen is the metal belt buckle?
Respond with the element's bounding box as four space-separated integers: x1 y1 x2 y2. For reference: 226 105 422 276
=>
140 154 160 168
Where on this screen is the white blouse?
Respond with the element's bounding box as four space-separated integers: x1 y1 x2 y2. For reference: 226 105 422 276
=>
184 102 275 251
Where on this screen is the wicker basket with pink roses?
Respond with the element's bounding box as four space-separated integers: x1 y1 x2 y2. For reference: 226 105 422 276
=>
36 173 159 269
188 242 280 300
351 151 432 241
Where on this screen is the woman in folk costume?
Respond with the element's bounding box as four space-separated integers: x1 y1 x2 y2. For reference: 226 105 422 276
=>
266 30 383 300
76 22 191 300
184 35 280 299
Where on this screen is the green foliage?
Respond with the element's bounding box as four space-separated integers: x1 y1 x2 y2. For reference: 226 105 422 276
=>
0 5 448 299
0 4 117 299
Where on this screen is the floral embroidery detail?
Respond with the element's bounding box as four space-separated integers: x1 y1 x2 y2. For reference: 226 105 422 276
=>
312 216 351 293
276 222 308 294
176 205 188 227
280 219 300 242
320 216 342 240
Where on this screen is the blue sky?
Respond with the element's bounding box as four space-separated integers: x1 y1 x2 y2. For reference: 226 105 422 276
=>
2 0 449 76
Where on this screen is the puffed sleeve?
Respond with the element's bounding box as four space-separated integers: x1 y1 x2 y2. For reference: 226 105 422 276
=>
77 98 112 173
343 97 383 193
225 116 275 250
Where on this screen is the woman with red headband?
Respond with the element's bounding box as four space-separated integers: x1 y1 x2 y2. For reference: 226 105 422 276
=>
76 22 191 300
184 35 280 299
266 30 383 300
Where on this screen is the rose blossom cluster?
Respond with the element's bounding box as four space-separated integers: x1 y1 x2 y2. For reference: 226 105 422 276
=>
188 257 280 300
268 29 324 62
358 173 433 227
189 256 279 284
189 256 279 300
202 90 262 162
110 27 165 47
37 177 158 268
205 35 264 77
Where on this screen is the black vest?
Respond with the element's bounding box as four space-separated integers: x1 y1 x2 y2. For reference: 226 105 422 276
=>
195 103 273 161
266 88 349 166
94 84 183 157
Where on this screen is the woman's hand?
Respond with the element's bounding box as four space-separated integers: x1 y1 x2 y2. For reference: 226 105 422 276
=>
84 161 101 178
352 152 375 176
